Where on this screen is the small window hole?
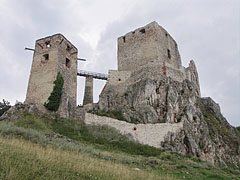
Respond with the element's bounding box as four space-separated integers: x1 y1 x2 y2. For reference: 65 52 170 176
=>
45 41 51 48
66 58 70 68
43 54 49 61
133 127 137 131
66 44 71 51
118 78 121 81
140 29 145 33
123 36 126 43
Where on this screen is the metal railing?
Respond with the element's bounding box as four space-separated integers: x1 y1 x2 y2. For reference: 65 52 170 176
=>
77 70 108 80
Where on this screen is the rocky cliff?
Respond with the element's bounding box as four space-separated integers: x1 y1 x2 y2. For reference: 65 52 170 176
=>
98 66 240 166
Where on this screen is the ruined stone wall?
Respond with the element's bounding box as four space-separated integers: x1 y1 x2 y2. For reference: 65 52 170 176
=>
25 34 77 118
85 113 183 148
185 60 201 97
118 21 182 72
165 62 186 82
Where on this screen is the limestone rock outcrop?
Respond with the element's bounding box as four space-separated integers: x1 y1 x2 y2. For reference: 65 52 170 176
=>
96 21 240 166
98 67 240 166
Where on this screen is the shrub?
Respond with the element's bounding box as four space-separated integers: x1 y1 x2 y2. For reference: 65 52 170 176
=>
44 72 64 111
0 99 11 116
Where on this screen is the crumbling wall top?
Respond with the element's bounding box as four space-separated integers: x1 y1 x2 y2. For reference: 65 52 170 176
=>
35 33 78 53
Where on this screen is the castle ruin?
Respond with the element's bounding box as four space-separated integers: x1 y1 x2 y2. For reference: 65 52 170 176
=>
25 34 78 118
108 21 200 97
25 22 201 118
23 22 240 166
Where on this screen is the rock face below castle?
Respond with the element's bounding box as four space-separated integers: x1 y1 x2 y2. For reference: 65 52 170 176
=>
97 22 240 166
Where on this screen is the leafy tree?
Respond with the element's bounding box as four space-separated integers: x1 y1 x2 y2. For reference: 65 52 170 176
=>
0 99 11 116
44 72 64 111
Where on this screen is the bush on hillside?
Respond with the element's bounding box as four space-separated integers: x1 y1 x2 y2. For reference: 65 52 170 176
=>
0 99 11 117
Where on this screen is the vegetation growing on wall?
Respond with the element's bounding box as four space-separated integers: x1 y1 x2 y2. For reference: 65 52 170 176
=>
44 72 64 111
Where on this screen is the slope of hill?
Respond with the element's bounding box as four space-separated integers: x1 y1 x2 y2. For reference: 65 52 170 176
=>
0 106 239 180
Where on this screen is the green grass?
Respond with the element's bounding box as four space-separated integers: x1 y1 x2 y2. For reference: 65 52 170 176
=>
0 111 240 180
13 111 163 156
0 137 169 180
204 112 240 146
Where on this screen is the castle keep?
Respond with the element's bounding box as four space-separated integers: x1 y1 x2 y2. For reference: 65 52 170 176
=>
108 21 200 96
25 34 78 118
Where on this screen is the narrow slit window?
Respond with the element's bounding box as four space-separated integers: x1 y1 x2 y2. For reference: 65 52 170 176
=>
123 36 126 43
43 54 49 61
66 58 70 68
167 49 171 59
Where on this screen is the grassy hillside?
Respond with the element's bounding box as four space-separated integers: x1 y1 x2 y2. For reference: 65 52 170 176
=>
0 110 239 180
0 137 169 180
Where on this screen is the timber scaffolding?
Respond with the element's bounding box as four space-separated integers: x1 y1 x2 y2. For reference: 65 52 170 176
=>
77 70 108 80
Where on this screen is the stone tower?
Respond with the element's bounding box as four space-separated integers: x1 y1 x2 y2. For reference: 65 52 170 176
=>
114 21 200 96
118 21 182 72
25 34 78 118
83 76 93 105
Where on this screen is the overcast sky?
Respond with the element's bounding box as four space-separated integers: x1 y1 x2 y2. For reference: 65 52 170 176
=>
0 0 239 126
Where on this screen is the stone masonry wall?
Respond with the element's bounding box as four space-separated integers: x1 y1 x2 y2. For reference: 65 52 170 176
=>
115 21 200 95
85 113 183 148
108 70 131 85
118 21 182 72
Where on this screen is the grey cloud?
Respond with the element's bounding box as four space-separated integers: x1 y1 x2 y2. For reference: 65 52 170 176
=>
0 0 239 126
94 0 240 126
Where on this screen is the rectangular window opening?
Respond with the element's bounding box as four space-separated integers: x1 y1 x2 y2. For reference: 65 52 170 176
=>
43 54 49 61
123 36 126 43
66 58 70 68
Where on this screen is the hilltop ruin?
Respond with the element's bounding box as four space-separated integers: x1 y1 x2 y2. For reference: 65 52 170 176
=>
22 22 240 166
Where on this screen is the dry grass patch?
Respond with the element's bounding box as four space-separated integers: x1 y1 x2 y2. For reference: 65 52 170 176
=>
0 136 173 180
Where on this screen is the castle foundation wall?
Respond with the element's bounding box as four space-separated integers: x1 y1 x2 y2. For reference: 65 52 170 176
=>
85 113 183 148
